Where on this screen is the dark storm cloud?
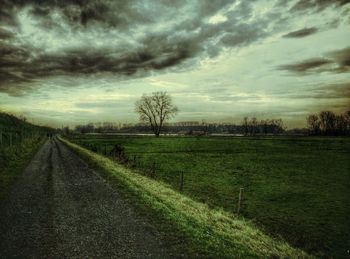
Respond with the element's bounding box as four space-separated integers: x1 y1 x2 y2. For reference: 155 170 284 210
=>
289 0 350 12
327 47 350 72
277 58 332 73
0 0 269 95
319 82 350 99
283 27 318 38
278 46 350 74
0 0 149 28
0 0 348 95
0 28 13 39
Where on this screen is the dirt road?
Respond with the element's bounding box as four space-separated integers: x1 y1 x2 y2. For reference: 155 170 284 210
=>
0 138 175 258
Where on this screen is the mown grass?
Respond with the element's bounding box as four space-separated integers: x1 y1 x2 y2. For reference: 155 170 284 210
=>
69 135 350 257
61 136 310 258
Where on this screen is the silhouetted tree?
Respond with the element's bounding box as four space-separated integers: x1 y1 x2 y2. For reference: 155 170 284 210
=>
334 114 347 135
307 114 321 135
319 111 336 135
242 117 285 135
135 91 178 137
344 111 350 134
248 117 258 135
242 117 249 135
306 110 350 136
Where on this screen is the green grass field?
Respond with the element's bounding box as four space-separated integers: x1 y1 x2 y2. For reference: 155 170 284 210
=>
70 135 350 257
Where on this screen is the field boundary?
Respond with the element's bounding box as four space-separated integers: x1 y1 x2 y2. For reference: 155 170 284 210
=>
59 136 311 258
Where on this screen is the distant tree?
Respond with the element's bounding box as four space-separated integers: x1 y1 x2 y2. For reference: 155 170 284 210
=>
62 126 70 135
242 117 285 135
334 114 348 135
307 114 320 135
271 119 285 134
242 117 249 135
344 110 350 121
135 91 178 137
75 123 95 134
344 110 350 133
248 117 258 135
319 111 336 135
306 110 350 136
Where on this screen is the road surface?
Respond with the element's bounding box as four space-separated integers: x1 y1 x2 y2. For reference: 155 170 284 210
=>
0 138 177 258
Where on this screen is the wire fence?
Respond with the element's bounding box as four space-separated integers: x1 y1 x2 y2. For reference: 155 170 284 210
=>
0 129 44 150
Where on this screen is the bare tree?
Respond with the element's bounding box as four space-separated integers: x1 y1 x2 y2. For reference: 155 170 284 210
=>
307 114 320 135
319 111 336 135
345 111 350 134
306 110 350 136
242 117 249 136
249 117 258 135
334 114 348 135
135 92 178 137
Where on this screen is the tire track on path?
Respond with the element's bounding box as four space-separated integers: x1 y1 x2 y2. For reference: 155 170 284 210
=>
0 138 177 258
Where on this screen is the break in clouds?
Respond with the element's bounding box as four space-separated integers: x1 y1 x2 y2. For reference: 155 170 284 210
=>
0 0 349 95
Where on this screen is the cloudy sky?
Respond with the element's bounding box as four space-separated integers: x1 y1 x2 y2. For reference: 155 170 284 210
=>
0 0 349 128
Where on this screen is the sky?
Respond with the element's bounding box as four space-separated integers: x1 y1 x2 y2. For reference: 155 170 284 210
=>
0 0 349 128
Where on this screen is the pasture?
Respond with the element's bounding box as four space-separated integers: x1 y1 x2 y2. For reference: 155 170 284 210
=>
71 135 350 257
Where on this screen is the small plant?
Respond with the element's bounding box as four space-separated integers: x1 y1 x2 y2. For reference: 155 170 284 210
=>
110 144 128 163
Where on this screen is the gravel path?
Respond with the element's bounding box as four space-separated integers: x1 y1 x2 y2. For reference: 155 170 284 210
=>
0 138 176 258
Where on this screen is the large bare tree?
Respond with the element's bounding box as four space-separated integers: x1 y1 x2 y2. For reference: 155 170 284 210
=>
135 92 178 137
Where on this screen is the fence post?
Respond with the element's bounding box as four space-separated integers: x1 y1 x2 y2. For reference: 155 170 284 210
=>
151 161 156 177
237 188 244 214
132 155 137 167
179 171 184 192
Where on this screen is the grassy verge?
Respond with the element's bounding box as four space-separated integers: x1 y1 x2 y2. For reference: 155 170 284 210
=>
60 137 310 258
0 137 45 200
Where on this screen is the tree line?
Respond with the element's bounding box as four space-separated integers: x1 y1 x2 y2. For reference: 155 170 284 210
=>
242 117 284 135
73 119 285 135
307 110 350 136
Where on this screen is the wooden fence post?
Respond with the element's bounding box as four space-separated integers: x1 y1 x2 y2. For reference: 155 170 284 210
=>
132 155 137 167
151 161 156 177
237 188 244 214
179 171 184 192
